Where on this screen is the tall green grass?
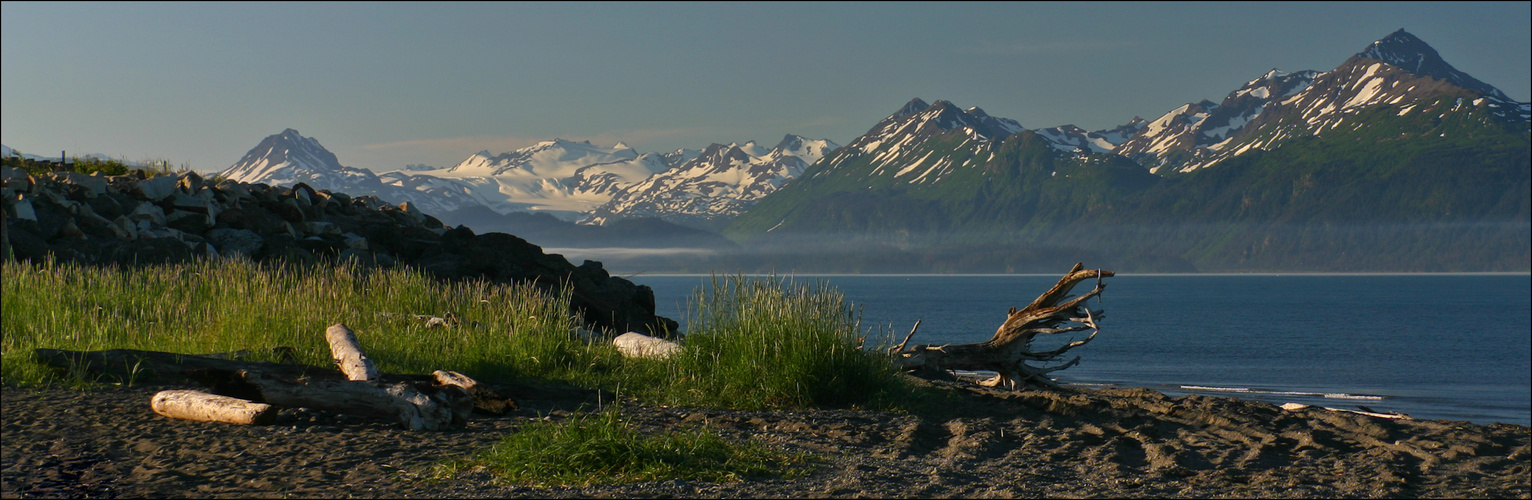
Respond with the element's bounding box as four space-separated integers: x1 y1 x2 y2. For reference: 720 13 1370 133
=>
2 258 914 411
1 257 615 386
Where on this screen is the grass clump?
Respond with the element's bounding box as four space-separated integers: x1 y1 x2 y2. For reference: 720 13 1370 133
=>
437 405 814 486
613 275 914 411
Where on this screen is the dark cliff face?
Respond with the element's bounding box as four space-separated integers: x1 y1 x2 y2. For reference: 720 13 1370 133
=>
1 166 677 336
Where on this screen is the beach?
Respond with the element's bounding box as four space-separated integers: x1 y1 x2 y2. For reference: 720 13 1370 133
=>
3 378 1528 499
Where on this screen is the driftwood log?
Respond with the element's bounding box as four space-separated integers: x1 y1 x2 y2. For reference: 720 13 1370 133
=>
612 332 681 359
151 389 279 425
893 262 1113 390
34 323 515 430
325 324 379 381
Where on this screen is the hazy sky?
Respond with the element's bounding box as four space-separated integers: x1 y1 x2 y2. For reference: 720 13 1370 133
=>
3 2 1528 174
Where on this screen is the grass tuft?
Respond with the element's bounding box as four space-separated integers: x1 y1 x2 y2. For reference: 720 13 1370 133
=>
436 405 815 486
612 274 914 411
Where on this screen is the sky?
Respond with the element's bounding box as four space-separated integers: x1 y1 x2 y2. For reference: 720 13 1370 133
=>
3 2 1529 174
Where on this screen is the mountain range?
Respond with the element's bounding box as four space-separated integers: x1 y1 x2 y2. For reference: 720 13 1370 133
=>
725 29 1529 272
210 29 1528 272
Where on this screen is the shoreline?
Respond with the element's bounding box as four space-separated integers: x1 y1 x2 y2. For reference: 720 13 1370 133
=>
619 272 1532 277
5 380 1528 498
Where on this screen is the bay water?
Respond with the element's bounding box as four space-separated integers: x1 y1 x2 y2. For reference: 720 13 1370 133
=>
630 273 1532 426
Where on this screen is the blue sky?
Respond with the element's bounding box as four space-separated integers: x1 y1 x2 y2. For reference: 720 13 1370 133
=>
3 2 1528 173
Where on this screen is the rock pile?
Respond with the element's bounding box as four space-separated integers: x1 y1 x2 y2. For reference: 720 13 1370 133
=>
1 167 676 336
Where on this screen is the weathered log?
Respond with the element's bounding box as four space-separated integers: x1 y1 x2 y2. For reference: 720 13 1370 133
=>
433 370 517 416
612 332 681 359
325 323 378 381
1280 402 1412 420
893 262 1113 390
151 389 278 425
229 369 469 430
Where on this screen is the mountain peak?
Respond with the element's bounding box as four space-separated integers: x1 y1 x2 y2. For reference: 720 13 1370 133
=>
891 98 931 119
772 134 804 151
1355 29 1510 101
220 128 357 187
1358 29 1435 67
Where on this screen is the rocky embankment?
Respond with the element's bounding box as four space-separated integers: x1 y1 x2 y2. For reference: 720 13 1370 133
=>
0 167 676 335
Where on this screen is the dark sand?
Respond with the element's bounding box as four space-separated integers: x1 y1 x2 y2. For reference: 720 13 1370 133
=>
3 379 1528 498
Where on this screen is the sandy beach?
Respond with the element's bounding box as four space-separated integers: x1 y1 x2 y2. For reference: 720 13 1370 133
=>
3 378 1528 499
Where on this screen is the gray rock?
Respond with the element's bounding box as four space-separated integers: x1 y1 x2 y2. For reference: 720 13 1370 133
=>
2 168 35 192
128 202 166 226
305 221 341 235
137 175 179 201
11 196 37 221
51 172 108 196
208 228 264 257
341 232 368 250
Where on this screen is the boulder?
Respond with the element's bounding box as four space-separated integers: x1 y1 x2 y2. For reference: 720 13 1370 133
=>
136 175 179 201
207 228 264 258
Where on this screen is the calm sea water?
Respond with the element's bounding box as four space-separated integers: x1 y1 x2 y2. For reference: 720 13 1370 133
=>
630 274 1532 426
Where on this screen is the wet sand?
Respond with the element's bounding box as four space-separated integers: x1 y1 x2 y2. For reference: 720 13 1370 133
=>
3 379 1528 498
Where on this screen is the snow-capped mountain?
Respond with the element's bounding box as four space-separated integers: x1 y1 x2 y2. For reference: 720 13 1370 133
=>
580 134 839 230
1111 70 1318 173
219 129 484 215
1357 29 1514 102
777 98 1026 190
1121 29 1526 173
219 133 681 221
1034 118 1146 154
400 139 672 219
218 130 819 228
222 129 372 187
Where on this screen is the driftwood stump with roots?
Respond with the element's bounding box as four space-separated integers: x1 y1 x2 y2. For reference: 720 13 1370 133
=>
892 263 1113 390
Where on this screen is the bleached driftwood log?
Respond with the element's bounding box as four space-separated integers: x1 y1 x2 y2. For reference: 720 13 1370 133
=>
1280 402 1412 420
326 324 379 381
893 262 1113 390
612 332 681 359
151 389 279 425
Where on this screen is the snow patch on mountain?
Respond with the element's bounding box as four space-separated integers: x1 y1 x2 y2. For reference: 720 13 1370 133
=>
1035 118 1146 154
580 134 839 230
